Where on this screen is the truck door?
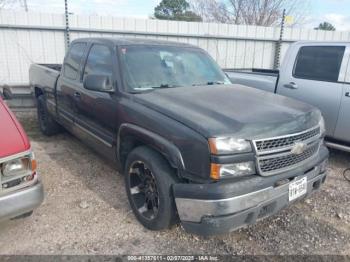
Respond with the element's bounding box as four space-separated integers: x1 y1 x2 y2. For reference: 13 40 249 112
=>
277 44 346 137
56 42 87 128
73 43 118 158
334 45 350 142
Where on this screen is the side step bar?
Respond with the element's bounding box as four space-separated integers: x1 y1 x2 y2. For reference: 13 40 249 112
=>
325 141 350 153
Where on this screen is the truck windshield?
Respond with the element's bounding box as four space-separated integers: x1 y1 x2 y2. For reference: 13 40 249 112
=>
119 45 231 92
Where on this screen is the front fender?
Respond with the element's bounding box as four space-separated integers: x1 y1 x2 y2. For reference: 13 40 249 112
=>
117 123 185 170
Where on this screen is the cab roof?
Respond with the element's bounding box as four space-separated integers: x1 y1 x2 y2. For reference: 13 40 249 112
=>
71 37 197 48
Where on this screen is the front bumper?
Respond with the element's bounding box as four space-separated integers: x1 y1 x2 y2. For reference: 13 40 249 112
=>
0 182 44 221
174 146 328 236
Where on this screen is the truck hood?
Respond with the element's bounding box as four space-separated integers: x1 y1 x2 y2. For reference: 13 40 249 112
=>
0 98 30 158
134 84 321 139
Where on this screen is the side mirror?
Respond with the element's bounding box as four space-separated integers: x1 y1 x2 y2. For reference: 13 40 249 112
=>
83 74 114 93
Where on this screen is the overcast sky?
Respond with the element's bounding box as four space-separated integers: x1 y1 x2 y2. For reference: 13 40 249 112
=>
5 0 350 31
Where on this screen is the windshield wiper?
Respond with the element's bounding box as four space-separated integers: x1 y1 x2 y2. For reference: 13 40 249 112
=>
208 81 225 85
192 81 225 86
131 84 180 93
151 84 180 89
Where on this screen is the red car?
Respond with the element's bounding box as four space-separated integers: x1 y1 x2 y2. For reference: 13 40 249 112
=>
0 96 43 221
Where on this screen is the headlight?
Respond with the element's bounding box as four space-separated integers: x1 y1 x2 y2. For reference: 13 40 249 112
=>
209 137 252 154
210 161 256 180
1 152 36 177
2 158 30 177
319 117 326 136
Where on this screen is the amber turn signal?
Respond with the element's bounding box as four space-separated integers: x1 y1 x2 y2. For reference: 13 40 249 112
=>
210 163 221 180
31 159 37 172
208 138 218 154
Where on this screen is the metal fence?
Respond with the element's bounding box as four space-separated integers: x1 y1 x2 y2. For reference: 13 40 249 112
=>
1 10 350 86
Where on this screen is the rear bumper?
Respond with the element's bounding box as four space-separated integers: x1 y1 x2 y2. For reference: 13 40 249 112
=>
174 146 328 236
0 182 44 221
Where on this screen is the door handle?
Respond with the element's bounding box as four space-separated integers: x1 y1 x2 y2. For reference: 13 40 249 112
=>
74 92 81 99
345 92 350 97
283 82 298 89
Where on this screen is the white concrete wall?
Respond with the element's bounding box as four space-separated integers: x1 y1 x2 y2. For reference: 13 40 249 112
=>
1 10 350 85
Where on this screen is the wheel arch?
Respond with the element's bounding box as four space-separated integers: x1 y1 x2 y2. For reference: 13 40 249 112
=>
117 123 185 173
34 86 44 98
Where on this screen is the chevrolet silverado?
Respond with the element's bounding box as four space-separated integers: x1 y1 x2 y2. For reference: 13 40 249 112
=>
29 38 328 235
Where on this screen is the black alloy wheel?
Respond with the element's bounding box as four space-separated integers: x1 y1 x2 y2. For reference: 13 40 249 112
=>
128 161 159 220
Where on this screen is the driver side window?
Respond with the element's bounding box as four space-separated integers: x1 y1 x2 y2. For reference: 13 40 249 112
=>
83 44 113 78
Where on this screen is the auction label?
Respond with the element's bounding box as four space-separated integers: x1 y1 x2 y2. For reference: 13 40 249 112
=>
127 255 219 261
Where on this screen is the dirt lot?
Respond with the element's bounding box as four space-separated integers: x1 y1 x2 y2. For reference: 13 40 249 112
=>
0 109 349 255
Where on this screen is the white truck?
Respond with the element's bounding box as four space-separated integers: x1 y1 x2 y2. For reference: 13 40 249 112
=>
224 41 350 152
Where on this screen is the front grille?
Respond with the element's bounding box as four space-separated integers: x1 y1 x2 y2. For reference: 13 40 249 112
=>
254 126 320 153
253 125 321 176
258 142 319 175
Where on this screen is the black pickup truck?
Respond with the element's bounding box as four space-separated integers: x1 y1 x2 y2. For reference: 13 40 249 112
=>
29 37 329 235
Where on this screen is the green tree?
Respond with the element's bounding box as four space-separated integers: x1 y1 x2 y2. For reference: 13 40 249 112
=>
315 22 336 31
154 0 202 22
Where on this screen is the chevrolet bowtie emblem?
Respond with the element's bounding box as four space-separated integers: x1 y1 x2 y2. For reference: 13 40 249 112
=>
291 142 307 155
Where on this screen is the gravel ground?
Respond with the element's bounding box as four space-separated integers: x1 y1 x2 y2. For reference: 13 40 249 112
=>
0 109 349 255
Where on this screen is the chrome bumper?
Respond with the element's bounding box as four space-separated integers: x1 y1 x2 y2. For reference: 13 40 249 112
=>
175 169 326 224
0 182 44 221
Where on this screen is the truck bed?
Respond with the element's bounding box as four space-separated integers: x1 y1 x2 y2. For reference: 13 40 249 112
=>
223 68 278 93
40 64 62 72
29 63 61 94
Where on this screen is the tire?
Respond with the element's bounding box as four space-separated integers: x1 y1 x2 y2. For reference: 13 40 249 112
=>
37 95 62 136
124 146 178 231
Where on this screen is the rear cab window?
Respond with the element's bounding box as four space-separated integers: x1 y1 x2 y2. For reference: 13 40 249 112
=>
63 42 87 80
293 46 345 82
